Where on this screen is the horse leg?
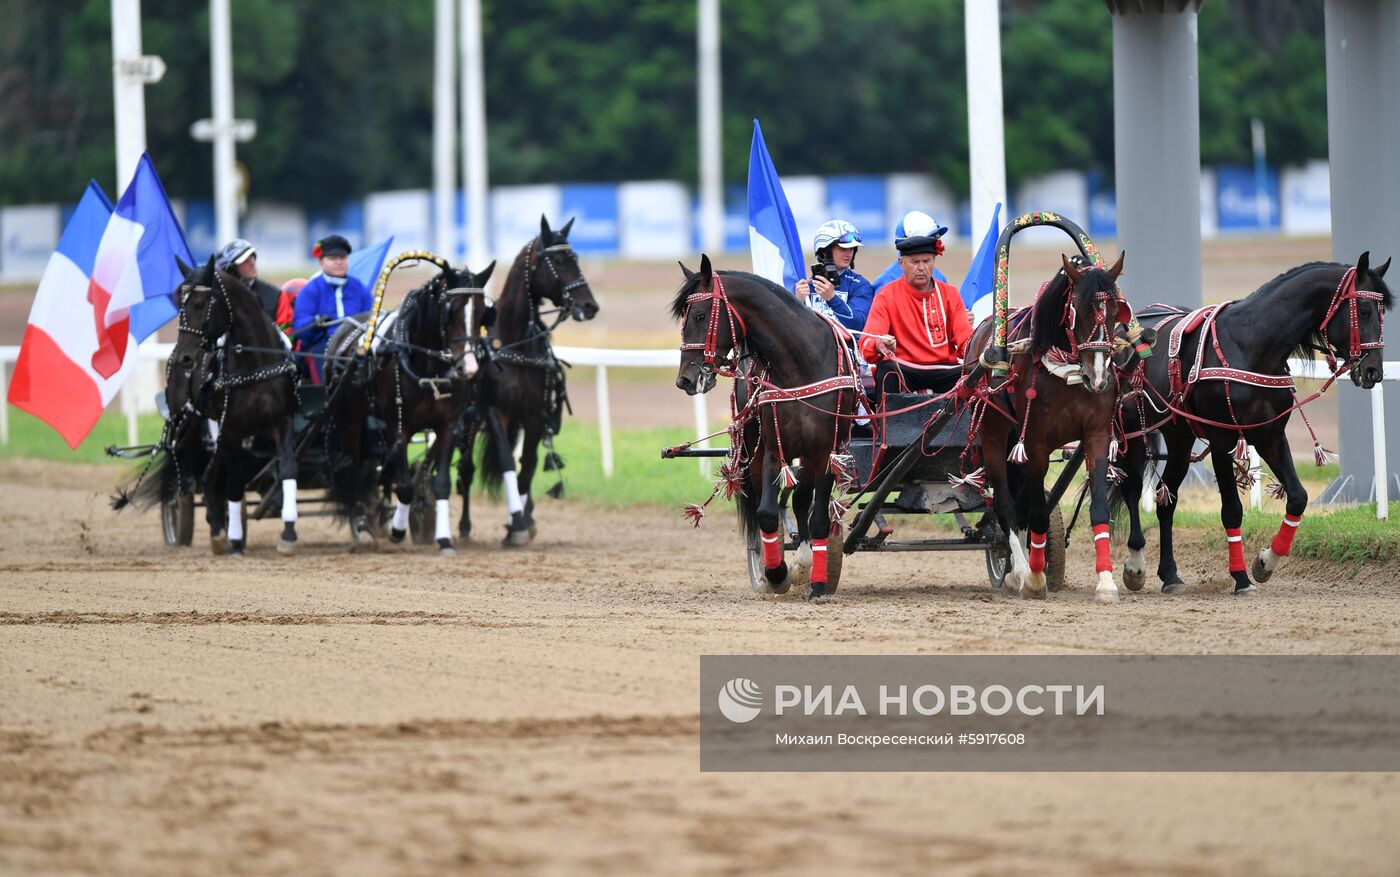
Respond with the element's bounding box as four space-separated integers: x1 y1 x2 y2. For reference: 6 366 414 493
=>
1208 440 1255 595
516 418 544 541
1251 429 1306 584
1020 452 1050 600
275 420 299 556
756 448 790 589
1118 436 1149 591
429 425 457 555
388 441 412 544
456 422 479 541
983 425 1030 596
225 452 248 558
1084 433 1119 604
485 412 529 547
806 472 836 602
204 452 230 556
788 480 814 588
1155 430 1195 593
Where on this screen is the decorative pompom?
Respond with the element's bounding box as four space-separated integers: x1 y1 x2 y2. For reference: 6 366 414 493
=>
829 496 850 529
1233 460 1257 491
949 467 987 491
1008 441 1028 464
1314 443 1337 467
718 461 747 500
682 503 706 528
1155 482 1175 506
543 450 565 472
1266 479 1288 501
546 481 565 500
828 453 857 486
1233 436 1250 463
1130 368 1145 389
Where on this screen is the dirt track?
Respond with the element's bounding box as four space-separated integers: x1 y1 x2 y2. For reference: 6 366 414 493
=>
2 458 1399 875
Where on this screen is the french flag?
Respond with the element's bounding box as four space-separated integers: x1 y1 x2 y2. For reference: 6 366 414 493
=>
7 155 192 448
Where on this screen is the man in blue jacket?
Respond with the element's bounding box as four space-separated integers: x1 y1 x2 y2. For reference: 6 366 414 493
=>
794 219 876 333
292 234 372 383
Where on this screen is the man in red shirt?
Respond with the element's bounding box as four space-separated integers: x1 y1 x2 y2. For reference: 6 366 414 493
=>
859 234 973 401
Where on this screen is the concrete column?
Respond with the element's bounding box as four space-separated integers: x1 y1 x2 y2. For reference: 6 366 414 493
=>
964 0 1007 240
697 0 724 256
1106 3 1203 311
1320 0 1400 503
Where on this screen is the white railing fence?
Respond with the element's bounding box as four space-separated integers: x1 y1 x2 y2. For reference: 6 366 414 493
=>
0 344 1394 517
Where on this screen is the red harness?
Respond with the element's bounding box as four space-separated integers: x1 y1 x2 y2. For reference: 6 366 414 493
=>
679 273 749 377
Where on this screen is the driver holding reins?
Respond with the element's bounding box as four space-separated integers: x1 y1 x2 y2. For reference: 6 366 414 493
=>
859 228 972 402
292 234 372 383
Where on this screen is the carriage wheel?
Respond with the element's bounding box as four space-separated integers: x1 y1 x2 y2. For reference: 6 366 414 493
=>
408 460 435 545
1045 505 1068 592
985 537 1012 589
162 493 195 548
746 529 792 595
822 530 844 595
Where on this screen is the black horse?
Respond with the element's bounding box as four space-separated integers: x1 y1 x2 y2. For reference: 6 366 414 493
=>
457 216 600 545
324 255 493 555
1118 253 1391 595
114 255 301 556
672 256 859 601
964 253 1131 602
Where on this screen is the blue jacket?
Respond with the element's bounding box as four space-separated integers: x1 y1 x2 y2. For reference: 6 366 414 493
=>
798 268 875 333
873 261 948 294
292 273 373 355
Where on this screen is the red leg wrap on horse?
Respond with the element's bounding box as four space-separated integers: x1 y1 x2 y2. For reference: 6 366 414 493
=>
761 529 782 569
1028 531 1047 574
1225 527 1246 572
1092 523 1112 573
811 538 829 583
1271 514 1302 557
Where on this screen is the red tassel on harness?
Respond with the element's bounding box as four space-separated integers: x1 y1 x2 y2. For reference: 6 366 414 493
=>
718 461 747 500
828 453 857 487
1233 435 1250 463
1314 443 1337 467
1008 441 1028 464
1265 479 1288 501
1108 465 1127 484
1108 438 1119 462
1155 482 1175 506
682 503 706 528
777 464 800 489
1233 460 1256 491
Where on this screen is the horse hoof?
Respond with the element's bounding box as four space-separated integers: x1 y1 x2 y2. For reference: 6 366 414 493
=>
808 581 829 603
1095 589 1121 604
350 527 378 554
210 533 230 556
503 528 531 548
1161 580 1187 595
1123 569 1146 591
276 538 297 557
390 527 407 544
789 543 812 588
228 539 246 558
1234 583 1257 596
1252 554 1275 584
1023 571 1047 600
764 561 792 595
437 538 456 557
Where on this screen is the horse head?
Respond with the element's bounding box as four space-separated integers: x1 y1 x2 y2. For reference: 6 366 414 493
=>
417 257 495 381
1330 252 1391 389
1046 251 1127 394
531 215 599 322
672 254 745 396
167 255 234 414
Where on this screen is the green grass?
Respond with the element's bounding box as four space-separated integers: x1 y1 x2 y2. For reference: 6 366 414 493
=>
2 408 168 465
1171 503 1400 563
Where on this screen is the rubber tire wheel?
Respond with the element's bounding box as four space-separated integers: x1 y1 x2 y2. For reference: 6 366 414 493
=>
986 538 1011 589
1045 505 1068 592
823 530 844 595
162 493 195 547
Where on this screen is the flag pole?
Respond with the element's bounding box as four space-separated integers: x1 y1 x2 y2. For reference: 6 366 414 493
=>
112 0 148 445
697 0 724 256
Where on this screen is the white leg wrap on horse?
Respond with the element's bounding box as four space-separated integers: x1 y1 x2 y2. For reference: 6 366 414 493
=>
435 499 451 541
392 500 411 532
1007 530 1031 593
1096 570 1120 603
227 500 244 541
207 418 220 444
281 479 298 523
502 471 524 514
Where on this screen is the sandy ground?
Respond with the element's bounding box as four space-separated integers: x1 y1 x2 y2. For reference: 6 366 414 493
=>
2 457 1399 876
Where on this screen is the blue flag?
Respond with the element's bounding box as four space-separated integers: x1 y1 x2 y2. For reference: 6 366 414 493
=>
108 154 195 341
348 236 395 292
960 202 1002 323
746 119 805 291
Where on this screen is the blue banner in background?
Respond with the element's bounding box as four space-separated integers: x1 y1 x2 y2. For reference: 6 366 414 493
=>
560 184 619 254
691 184 750 253
824 176 887 243
1216 165 1279 233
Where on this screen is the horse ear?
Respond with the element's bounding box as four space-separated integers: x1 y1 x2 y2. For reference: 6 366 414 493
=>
478 260 496 285
1376 257 1392 279
540 214 552 239
1108 250 1126 280
1357 251 1371 279
678 260 696 280
559 217 575 239
176 257 191 279
699 254 713 282
205 254 217 274
1061 253 1084 283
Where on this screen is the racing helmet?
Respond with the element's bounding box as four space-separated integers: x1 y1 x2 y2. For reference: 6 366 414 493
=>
813 219 863 256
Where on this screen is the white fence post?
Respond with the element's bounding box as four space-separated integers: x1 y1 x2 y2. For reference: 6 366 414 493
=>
595 363 613 478
692 392 710 478
1248 445 1262 510
1374 384 1389 520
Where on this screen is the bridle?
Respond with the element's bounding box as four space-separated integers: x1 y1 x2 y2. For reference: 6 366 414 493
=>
1060 274 1123 359
176 268 231 352
679 272 748 379
1319 266 1386 372
524 236 589 320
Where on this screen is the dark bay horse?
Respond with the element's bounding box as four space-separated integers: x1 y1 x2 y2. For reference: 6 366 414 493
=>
671 256 859 601
457 216 600 546
325 255 493 555
114 255 300 556
1118 253 1391 595
964 253 1130 603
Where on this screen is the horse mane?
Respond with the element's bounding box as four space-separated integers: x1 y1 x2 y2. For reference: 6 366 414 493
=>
1243 260 1395 361
669 269 808 322
1028 260 1115 361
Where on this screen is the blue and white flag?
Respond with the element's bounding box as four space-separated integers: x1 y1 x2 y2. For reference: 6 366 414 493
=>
960 202 1002 324
746 119 804 291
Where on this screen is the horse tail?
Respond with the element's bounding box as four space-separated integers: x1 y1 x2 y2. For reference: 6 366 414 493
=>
735 472 761 547
476 419 519 494
110 449 177 513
